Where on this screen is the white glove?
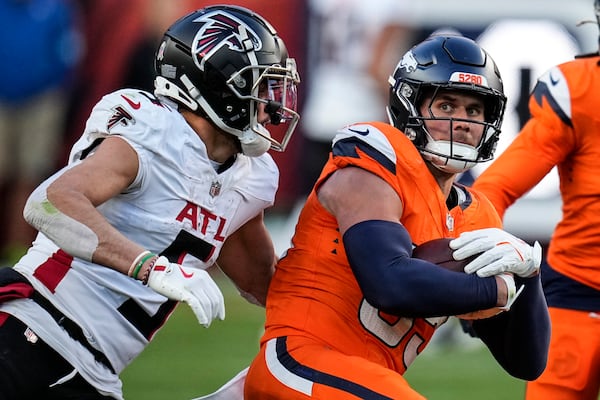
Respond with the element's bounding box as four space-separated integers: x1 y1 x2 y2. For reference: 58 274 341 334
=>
147 256 225 327
449 228 542 278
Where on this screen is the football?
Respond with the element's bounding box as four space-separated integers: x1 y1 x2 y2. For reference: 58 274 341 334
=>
412 237 475 273
412 237 502 320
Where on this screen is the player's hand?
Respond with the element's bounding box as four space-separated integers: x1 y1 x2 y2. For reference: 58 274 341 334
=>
147 256 225 327
449 228 542 278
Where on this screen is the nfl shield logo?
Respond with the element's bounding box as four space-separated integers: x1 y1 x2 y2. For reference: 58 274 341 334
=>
209 181 221 197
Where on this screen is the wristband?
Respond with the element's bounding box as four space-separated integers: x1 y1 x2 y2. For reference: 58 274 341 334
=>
128 250 151 277
498 273 525 311
131 252 156 279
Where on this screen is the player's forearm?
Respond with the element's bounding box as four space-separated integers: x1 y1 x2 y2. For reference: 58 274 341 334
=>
343 220 500 317
24 183 145 275
217 213 276 306
471 274 550 380
218 254 275 306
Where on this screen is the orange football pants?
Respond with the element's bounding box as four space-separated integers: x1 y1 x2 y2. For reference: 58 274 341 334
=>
244 335 426 400
525 307 600 400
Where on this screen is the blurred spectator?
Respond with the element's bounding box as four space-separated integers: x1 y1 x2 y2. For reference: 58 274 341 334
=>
300 0 415 194
122 0 197 92
0 0 82 264
62 0 147 161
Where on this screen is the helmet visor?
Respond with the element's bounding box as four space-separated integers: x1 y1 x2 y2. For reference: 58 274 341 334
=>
263 76 298 124
228 58 300 152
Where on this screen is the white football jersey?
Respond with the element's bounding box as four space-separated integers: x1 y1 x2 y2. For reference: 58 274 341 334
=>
0 89 278 399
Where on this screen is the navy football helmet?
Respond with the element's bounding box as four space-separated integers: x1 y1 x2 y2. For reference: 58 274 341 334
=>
154 5 300 156
387 34 506 173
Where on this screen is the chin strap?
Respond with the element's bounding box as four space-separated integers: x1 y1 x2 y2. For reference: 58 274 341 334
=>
422 139 479 173
239 125 271 157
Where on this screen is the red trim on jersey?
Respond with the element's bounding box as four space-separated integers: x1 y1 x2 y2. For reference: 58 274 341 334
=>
33 250 74 293
0 282 34 301
0 312 8 326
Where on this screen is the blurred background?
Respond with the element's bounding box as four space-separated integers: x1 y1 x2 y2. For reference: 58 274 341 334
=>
1 0 596 398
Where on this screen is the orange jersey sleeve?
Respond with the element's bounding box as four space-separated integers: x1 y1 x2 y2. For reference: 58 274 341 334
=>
474 56 600 291
263 121 501 374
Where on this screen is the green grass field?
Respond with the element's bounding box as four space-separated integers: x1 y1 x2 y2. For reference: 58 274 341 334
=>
121 270 527 400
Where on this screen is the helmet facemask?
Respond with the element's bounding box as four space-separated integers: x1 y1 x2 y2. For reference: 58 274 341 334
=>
226 58 300 154
402 85 504 173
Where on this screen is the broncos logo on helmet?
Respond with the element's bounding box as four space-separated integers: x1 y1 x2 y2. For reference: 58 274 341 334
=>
398 51 418 73
192 11 262 69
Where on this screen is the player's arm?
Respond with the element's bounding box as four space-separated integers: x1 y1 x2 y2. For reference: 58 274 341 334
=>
466 273 550 380
24 136 147 273
474 72 575 217
473 121 556 217
318 166 508 317
25 135 225 326
216 212 276 306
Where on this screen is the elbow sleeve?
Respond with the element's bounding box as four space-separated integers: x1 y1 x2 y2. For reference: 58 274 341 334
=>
23 185 98 261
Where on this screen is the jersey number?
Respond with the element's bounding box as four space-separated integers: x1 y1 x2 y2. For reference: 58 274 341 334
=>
358 299 446 370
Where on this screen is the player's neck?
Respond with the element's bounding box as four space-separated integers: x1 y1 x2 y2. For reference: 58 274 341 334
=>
204 133 238 163
181 110 238 163
426 162 455 199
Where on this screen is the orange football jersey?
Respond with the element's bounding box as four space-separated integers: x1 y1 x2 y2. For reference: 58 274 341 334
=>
474 56 600 292
262 121 501 374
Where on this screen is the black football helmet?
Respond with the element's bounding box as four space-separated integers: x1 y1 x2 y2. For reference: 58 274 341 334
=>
387 34 506 173
154 5 300 156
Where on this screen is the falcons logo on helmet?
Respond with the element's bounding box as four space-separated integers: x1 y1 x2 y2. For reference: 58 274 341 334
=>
191 11 262 64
